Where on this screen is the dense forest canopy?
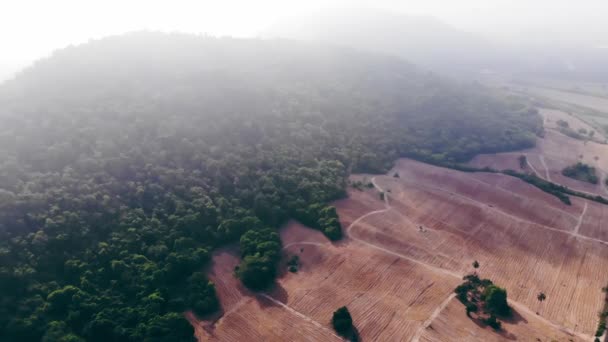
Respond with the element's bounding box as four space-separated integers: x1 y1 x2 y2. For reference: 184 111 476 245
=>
0 32 541 341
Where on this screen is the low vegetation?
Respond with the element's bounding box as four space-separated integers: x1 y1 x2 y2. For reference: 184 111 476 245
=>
557 119 570 128
562 162 599 184
331 306 356 339
287 255 299 273
559 126 586 140
555 119 592 141
455 274 511 331
596 286 608 338
518 155 527 169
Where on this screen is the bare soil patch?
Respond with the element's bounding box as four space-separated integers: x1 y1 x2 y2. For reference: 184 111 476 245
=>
418 297 586 342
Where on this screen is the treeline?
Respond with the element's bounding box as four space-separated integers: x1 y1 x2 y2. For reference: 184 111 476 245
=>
417 157 608 206
502 170 572 205
0 32 541 341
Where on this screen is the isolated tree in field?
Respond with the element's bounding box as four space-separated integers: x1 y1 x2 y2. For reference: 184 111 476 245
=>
536 292 546 313
472 260 479 269
518 155 527 169
332 306 354 337
393 172 400 178
379 192 385 201
537 292 546 303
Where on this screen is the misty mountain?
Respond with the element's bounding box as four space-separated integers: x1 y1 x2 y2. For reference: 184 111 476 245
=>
0 32 540 341
262 8 513 76
263 8 608 81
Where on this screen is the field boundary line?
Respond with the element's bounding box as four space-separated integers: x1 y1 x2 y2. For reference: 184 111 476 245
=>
396 176 608 245
462 168 579 221
539 155 552 181
258 293 342 340
410 293 456 342
573 202 588 234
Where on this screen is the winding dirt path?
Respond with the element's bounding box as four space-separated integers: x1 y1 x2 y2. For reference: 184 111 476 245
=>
573 202 588 235
540 155 552 181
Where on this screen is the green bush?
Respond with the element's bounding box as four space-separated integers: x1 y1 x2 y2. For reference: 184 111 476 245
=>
483 285 510 316
331 307 353 336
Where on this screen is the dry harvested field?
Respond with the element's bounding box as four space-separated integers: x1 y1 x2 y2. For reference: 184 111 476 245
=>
370 159 608 336
276 224 461 341
519 84 608 113
188 245 343 341
193 108 608 341
471 108 608 197
418 298 586 342
193 155 607 341
541 108 601 136
517 79 608 99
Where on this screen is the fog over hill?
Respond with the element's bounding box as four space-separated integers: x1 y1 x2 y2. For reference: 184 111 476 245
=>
0 31 543 341
262 9 506 75
263 8 608 81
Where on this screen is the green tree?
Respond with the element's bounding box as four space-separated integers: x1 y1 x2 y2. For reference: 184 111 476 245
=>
331 306 354 337
484 285 510 316
236 254 277 290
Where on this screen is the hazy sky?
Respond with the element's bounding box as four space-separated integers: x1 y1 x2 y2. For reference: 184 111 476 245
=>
1 0 606 77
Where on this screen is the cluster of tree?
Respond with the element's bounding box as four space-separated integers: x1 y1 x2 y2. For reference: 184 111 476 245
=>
455 274 511 331
502 170 573 204
331 306 356 340
562 162 599 184
554 120 598 142
234 226 282 290
293 204 343 241
596 286 608 339
0 32 541 341
350 180 374 191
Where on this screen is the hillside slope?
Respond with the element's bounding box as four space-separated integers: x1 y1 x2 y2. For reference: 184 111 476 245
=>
0 32 540 341
262 8 511 76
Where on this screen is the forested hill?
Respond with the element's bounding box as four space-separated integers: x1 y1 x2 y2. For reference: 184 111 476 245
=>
0 32 541 341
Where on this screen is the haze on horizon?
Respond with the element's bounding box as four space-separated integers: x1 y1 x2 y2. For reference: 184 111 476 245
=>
1 0 607 80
